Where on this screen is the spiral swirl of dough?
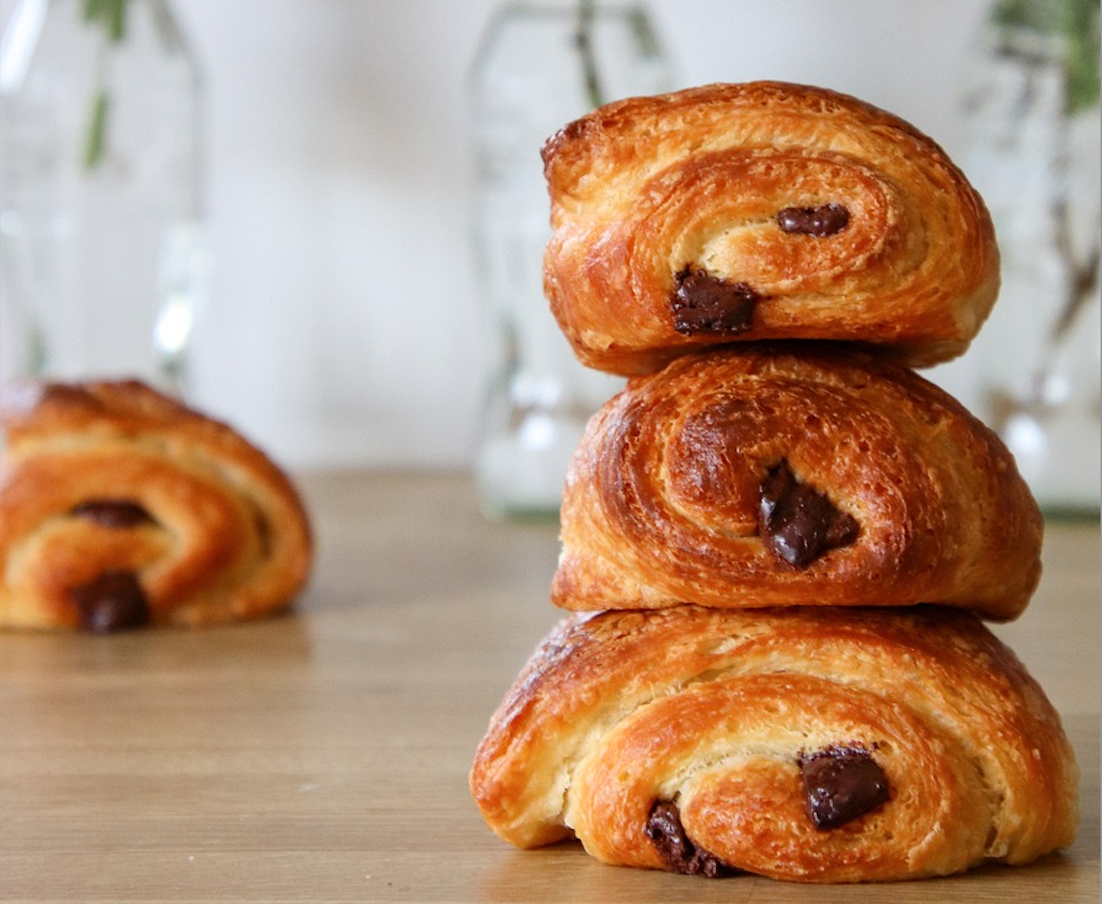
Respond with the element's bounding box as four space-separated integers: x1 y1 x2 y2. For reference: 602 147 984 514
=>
552 345 1041 621
470 606 1078 883
542 82 999 375
0 380 312 630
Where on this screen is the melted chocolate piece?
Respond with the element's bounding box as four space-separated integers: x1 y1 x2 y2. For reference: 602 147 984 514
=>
71 571 151 633
758 461 859 568
670 267 759 335
645 800 733 878
71 499 154 529
776 203 850 237
799 747 890 829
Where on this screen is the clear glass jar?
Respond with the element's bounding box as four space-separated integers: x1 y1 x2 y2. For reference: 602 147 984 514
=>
0 0 206 394
469 0 673 519
961 0 1100 516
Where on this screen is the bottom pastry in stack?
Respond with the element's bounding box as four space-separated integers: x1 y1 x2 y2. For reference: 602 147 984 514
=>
470 345 1078 883
469 605 1078 883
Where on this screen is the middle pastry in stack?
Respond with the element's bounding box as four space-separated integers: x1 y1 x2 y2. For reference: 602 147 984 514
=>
550 343 1041 621
470 82 1078 883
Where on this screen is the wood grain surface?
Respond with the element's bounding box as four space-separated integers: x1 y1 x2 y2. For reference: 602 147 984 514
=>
2 471 1097 903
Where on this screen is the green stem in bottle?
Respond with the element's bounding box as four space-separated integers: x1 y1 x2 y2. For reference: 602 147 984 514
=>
81 0 129 169
83 89 110 169
574 0 604 110
83 0 128 41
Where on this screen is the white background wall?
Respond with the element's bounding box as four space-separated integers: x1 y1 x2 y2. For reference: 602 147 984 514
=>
1 0 994 470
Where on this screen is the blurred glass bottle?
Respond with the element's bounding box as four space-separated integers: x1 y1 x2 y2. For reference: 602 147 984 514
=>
961 0 1100 515
0 0 206 395
469 0 673 520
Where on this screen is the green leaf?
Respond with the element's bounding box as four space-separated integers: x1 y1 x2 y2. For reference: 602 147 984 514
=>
82 0 127 43
79 0 128 170
990 0 1100 114
82 0 106 25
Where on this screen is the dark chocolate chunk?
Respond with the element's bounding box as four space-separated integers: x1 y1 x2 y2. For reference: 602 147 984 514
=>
758 461 859 568
799 746 890 829
670 267 759 335
776 203 850 237
71 499 154 529
645 800 733 878
71 571 151 633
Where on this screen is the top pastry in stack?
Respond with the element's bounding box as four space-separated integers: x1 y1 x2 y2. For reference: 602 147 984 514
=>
470 83 1078 883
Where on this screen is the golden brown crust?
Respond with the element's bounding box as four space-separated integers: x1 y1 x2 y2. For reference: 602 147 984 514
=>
0 379 312 630
542 82 999 375
551 345 1041 621
469 605 1079 883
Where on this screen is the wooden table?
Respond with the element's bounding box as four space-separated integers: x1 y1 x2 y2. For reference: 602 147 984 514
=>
2 471 1098 903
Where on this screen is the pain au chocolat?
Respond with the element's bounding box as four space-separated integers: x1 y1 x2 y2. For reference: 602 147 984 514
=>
470 605 1077 883
0 379 312 631
542 81 999 375
551 345 1041 621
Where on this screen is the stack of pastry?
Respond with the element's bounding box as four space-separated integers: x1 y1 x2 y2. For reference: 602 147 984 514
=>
470 83 1078 883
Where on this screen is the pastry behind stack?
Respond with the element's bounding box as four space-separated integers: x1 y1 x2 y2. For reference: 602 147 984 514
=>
471 82 1078 883
0 379 312 631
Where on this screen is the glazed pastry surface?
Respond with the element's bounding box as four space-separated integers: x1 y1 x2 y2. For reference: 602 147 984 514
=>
469 605 1079 883
0 380 312 630
552 345 1041 621
542 81 999 375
